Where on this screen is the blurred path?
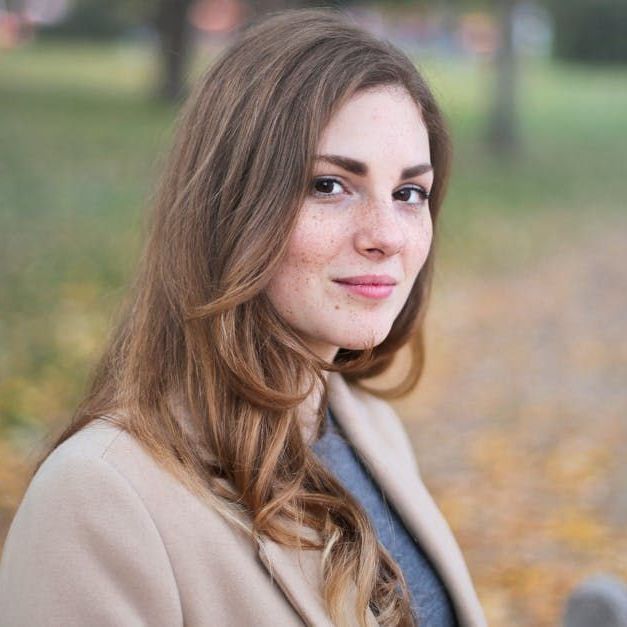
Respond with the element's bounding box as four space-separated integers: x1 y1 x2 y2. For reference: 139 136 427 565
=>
396 212 627 626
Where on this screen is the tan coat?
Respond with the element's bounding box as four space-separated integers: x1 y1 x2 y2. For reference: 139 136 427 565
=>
0 373 486 626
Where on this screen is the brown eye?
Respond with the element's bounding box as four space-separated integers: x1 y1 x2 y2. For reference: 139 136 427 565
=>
312 177 344 196
393 186 430 205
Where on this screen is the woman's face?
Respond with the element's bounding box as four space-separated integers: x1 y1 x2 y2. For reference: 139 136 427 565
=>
266 86 434 362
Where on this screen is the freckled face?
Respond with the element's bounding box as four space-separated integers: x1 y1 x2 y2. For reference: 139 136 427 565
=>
265 86 434 362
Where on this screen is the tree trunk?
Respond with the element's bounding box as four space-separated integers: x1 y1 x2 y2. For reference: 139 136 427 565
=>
486 0 519 158
155 0 194 103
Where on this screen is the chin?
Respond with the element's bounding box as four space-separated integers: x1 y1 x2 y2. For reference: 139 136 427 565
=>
334 325 394 352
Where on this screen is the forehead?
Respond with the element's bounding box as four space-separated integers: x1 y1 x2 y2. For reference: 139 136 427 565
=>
317 86 430 163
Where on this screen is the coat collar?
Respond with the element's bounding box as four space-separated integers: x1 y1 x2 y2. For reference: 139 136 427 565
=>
257 373 486 627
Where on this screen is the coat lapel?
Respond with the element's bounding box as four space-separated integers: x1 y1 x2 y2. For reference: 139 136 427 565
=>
256 528 379 626
256 531 335 627
327 373 487 627
254 373 486 627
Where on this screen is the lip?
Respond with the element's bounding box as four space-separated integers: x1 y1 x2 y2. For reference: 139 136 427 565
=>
333 275 398 300
334 274 397 286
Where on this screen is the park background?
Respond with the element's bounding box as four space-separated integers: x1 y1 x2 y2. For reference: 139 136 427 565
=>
1 0 626 624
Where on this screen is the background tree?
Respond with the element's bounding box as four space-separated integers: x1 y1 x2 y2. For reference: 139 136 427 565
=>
40 0 192 102
486 0 518 157
154 0 194 101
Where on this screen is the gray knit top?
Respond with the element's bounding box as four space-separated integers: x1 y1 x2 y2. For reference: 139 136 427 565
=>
310 408 458 626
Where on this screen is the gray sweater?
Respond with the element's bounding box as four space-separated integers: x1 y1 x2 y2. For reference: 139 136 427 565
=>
311 408 458 626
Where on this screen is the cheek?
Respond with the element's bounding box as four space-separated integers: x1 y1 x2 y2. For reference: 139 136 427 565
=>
282 214 340 274
284 233 322 271
266 217 336 306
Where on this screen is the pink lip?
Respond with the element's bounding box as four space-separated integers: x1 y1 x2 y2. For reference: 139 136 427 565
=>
333 275 397 300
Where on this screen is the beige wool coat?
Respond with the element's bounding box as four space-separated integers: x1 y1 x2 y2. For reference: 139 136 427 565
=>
0 373 486 626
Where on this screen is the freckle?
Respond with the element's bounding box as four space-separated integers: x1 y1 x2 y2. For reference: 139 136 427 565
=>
334 305 340 310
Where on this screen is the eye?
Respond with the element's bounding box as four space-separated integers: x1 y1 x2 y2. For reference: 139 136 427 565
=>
311 177 345 197
393 185 430 206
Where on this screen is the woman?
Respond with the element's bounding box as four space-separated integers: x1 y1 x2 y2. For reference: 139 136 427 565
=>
0 9 486 627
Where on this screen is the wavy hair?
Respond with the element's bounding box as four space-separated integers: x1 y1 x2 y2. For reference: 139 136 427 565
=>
41 9 451 627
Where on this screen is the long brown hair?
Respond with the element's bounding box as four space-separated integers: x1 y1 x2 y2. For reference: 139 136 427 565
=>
42 9 451 626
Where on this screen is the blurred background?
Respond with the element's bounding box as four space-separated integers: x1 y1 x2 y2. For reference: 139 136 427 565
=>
1 0 625 624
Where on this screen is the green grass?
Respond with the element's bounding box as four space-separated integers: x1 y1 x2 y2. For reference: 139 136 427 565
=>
1 40 626 441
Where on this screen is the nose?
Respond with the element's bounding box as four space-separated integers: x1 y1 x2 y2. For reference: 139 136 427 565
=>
353 198 406 259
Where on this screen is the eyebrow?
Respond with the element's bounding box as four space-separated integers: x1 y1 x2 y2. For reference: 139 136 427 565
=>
315 154 433 180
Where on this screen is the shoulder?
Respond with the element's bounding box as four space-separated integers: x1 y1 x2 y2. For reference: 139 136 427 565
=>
15 420 139 517
3 419 178 555
19 419 175 513
7 417 247 551
0 420 184 625
14 418 237 537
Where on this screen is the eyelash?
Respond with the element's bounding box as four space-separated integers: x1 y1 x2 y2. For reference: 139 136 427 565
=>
310 176 431 205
